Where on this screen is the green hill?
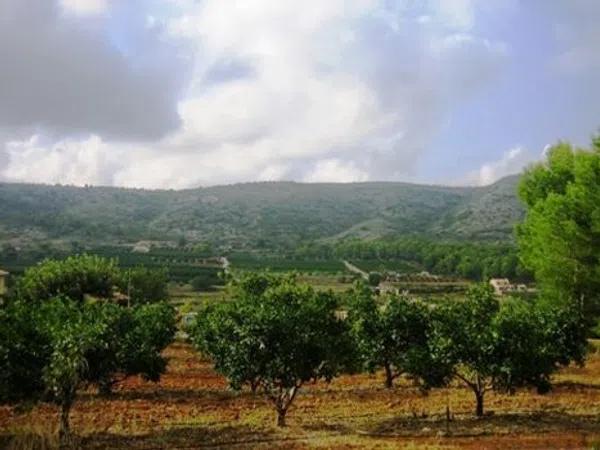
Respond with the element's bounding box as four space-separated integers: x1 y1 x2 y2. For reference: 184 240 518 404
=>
0 175 523 251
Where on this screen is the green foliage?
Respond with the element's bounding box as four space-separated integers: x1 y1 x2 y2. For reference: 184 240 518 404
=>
83 301 176 393
120 267 169 304
229 272 292 298
0 301 50 402
91 246 224 285
432 284 587 416
298 238 527 281
517 138 600 318
367 272 382 287
13 255 119 303
0 176 523 253
346 284 446 389
490 299 583 395
0 297 176 442
40 299 101 443
1 252 177 442
193 273 353 426
119 302 177 382
190 272 222 292
229 255 345 273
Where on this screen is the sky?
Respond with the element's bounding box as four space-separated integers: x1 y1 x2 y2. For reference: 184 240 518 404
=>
1 0 599 189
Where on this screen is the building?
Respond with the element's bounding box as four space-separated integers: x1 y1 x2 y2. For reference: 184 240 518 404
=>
132 241 151 253
489 278 513 296
0 269 8 297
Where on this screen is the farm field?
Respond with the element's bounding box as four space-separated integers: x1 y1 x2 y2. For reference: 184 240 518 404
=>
168 284 228 310
2 342 600 450
168 274 355 311
228 254 347 273
0 246 225 285
349 259 422 274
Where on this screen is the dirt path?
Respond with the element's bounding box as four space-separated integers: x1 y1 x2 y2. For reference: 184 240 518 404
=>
342 260 368 280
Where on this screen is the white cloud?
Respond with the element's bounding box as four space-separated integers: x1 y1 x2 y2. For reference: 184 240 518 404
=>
150 0 508 186
1 0 513 188
2 134 120 186
461 146 533 186
429 0 475 30
0 0 185 140
60 0 108 16
304 159 369 183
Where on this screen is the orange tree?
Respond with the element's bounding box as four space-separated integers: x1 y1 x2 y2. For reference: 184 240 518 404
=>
346 283 443 389
432 284 586 417
193 273 355 426
0 256 176 444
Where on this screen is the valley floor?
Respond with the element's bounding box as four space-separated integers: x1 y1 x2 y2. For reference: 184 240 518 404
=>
2 342 600 449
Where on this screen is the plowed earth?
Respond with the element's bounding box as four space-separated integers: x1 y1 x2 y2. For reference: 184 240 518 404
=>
2 342 600 449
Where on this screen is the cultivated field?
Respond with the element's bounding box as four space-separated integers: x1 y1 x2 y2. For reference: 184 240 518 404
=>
2 342 600 449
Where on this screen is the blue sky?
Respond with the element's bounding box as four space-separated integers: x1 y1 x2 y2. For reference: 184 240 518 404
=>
1 0 599 188
422 1 600 184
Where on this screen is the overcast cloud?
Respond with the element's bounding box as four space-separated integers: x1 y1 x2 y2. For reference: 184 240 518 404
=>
1 0 599 188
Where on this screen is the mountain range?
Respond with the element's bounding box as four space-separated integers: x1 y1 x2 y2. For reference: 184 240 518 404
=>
0 175 523 251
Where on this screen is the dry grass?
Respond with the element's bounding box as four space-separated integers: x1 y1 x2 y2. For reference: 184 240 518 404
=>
2 342 600 449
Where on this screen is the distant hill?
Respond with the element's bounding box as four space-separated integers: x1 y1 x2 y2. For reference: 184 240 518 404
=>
0 175 523 251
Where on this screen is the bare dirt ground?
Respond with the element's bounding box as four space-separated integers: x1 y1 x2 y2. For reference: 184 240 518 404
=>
2 342 600 449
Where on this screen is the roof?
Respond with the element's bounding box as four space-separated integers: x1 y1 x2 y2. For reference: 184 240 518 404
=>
0 269 8 276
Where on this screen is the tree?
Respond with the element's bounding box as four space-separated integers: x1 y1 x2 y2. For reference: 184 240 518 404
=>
367 272 382 287
347 284 435 389
193 273 353 426
2 298 117 446
517 138 600 319
82 301 176 395
13 254 119 304
190 272 222 292
193 300 264 394
432 284 587 417
120 267 169 305
491 299 586 396
1 252 177 445
0 300 51 402
41 299 94 446
1 297 176 444
5 255 176 396
114 302 176 389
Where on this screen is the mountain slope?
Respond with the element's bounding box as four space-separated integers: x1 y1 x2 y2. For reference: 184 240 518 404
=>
0 176 524 250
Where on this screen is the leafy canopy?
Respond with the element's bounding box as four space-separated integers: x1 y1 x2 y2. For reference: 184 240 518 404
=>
193 272 353 426
517 138 600 317
346 283 444 389
13 254 119 304
432 284 587 416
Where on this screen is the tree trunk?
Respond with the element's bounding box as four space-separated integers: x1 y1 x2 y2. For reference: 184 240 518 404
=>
384 363 394 389
59 402 72 448
276 408 287 427
269 385 299 427
250 379 259 395
475 390 484 417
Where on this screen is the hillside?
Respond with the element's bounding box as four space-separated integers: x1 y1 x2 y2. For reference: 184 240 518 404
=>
0 175 523 251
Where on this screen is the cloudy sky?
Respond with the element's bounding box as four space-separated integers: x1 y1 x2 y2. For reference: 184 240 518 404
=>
1 0 599 188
